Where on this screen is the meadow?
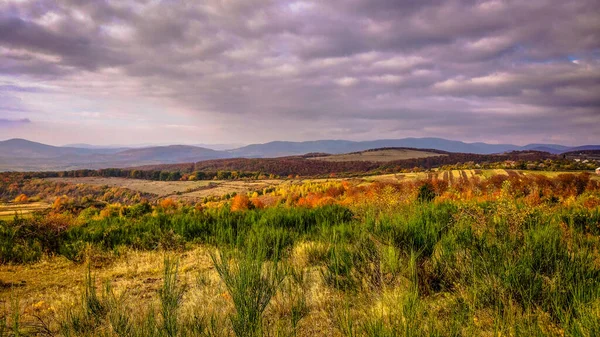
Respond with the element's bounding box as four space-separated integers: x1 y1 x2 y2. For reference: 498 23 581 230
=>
45 177 285 203
0 202 50 221
309 149 447 162
1 170 599 336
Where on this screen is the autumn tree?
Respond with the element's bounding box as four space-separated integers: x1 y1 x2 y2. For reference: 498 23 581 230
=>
14 194 28 203
231 194 251 211
160 198 178 211
251 197 265 209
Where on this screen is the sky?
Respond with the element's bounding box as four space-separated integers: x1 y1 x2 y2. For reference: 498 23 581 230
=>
0 0 599 146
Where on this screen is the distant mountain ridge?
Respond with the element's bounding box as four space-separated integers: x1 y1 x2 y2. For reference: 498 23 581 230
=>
63 142 243 151
115 145 229 162
226 138 590 157
1 138 599 171
0 139 225 171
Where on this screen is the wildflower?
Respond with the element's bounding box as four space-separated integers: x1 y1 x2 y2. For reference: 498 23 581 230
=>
221 291 231 301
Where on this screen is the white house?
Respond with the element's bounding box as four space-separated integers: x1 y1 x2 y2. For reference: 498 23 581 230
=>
596 167 600 175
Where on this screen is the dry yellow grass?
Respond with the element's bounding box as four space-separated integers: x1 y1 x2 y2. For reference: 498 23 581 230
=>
0 247 226 328
0 245 344 336
0 202 51 220
177 180 284 201
44 177 290 201
46 177 212 196
310 149 446 162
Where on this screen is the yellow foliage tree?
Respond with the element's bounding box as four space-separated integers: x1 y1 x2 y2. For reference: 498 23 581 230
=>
14 194 28 203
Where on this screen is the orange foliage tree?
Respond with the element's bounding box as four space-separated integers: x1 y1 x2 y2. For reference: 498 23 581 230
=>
231 194 251 211
160 198 178 211
251 197 265 209
52 196 69 210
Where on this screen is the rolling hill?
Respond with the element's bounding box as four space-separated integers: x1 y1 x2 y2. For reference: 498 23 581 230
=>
0 138 122 158
308 148 448 162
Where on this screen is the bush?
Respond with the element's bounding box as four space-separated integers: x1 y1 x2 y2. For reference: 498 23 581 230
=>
417 183 436 203
0 222 42 263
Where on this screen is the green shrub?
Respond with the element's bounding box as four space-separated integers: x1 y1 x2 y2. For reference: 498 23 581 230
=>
0 222 43 263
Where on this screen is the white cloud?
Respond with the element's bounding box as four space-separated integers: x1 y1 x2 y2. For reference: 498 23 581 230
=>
335 77 358 86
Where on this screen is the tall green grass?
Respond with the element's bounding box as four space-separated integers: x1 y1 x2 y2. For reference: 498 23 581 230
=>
211 232 288 337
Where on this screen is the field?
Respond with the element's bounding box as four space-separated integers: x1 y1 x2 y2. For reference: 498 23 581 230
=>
1 169 600 336
45 177 286 201
46 177 215 196
0 202 50 221
310 148 446 162
368 169 600 183
45 170 600 202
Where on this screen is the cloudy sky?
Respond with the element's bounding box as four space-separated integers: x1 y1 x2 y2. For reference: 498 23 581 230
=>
1 0 599 146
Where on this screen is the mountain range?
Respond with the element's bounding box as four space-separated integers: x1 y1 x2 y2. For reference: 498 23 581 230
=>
1 138 598 171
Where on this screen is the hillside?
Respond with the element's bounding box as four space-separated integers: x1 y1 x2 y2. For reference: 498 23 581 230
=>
125 150 557 178
308 148 448 162
564 145 600 152
563 149 600 162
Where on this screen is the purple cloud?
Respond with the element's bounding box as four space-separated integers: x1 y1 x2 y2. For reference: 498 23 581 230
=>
0 118 32 127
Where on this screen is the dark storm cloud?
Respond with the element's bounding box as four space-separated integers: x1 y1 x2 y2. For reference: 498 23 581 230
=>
0 0 599 144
